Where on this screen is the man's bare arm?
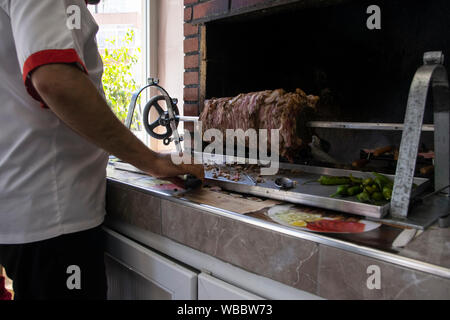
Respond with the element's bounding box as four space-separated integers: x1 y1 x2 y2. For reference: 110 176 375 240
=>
31 63 204 179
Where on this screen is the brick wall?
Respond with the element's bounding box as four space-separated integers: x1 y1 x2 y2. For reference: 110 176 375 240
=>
183 1 201 133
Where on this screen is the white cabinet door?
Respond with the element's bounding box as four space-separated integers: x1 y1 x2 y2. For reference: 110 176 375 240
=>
103 228 197 300
198 273 264 300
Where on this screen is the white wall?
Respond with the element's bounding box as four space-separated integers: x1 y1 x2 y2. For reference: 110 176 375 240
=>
149 0 183 151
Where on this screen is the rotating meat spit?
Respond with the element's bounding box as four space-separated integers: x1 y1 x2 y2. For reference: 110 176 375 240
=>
123 51 448 228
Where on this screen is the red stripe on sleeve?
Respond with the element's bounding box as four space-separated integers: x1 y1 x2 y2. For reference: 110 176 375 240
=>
22 49 88 108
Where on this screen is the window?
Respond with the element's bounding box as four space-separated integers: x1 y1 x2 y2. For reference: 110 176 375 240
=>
89 0 148 143
89 0 184 152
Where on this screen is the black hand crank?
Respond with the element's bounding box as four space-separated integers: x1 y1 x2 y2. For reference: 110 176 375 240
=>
143 95 180 145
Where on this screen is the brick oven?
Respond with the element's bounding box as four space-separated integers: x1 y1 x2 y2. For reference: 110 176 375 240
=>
182 0 450 166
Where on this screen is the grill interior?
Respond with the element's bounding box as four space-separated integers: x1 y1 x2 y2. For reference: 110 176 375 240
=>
200 0 450 166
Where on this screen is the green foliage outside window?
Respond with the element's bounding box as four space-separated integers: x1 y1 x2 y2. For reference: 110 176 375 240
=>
101 29 141 130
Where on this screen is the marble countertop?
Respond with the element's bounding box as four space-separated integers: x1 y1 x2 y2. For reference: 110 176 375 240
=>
105 166 450 299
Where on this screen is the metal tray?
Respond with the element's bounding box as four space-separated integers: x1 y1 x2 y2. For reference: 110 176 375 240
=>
204 161 430 219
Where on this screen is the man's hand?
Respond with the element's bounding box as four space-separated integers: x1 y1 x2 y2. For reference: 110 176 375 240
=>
182 163 205 181
156 154 205 181
31 63 203 181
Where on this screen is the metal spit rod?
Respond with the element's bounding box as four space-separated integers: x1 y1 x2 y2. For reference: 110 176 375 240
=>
174 117 435 131
177 116 199 122
306 121 435 131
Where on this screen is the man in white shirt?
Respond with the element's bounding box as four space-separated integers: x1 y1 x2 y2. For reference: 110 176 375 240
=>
0 0 203 299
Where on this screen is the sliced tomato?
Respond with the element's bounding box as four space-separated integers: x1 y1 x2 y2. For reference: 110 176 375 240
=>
306 219 365 233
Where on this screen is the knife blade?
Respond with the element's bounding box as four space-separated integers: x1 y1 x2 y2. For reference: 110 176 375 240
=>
392 228 417 248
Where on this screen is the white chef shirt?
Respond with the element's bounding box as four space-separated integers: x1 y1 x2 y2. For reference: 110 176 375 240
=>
0 0 108 244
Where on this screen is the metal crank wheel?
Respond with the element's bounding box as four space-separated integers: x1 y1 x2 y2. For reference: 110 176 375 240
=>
143 95 180 144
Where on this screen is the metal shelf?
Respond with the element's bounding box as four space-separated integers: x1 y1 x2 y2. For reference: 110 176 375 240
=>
307 121 435 131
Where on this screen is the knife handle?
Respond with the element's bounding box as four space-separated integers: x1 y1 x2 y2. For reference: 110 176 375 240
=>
182 174 203 189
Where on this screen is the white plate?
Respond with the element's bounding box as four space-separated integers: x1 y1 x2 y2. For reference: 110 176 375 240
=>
267 204 381 234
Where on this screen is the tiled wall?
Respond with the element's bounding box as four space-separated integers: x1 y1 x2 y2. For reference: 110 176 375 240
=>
106 181 450 299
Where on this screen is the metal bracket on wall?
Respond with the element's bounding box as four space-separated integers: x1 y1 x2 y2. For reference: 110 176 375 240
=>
391 51 450 219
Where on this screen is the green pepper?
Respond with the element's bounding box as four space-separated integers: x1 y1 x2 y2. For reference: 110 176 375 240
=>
374 177 385 191
364 185 376 194
382 187 393 201
357 191 371 203
347 185 363 196
371 192 384 201
303 175 351 185
349 174 363 185
372 172 394 188
362 178 374 186
318 176 352 186
331 185 350 197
